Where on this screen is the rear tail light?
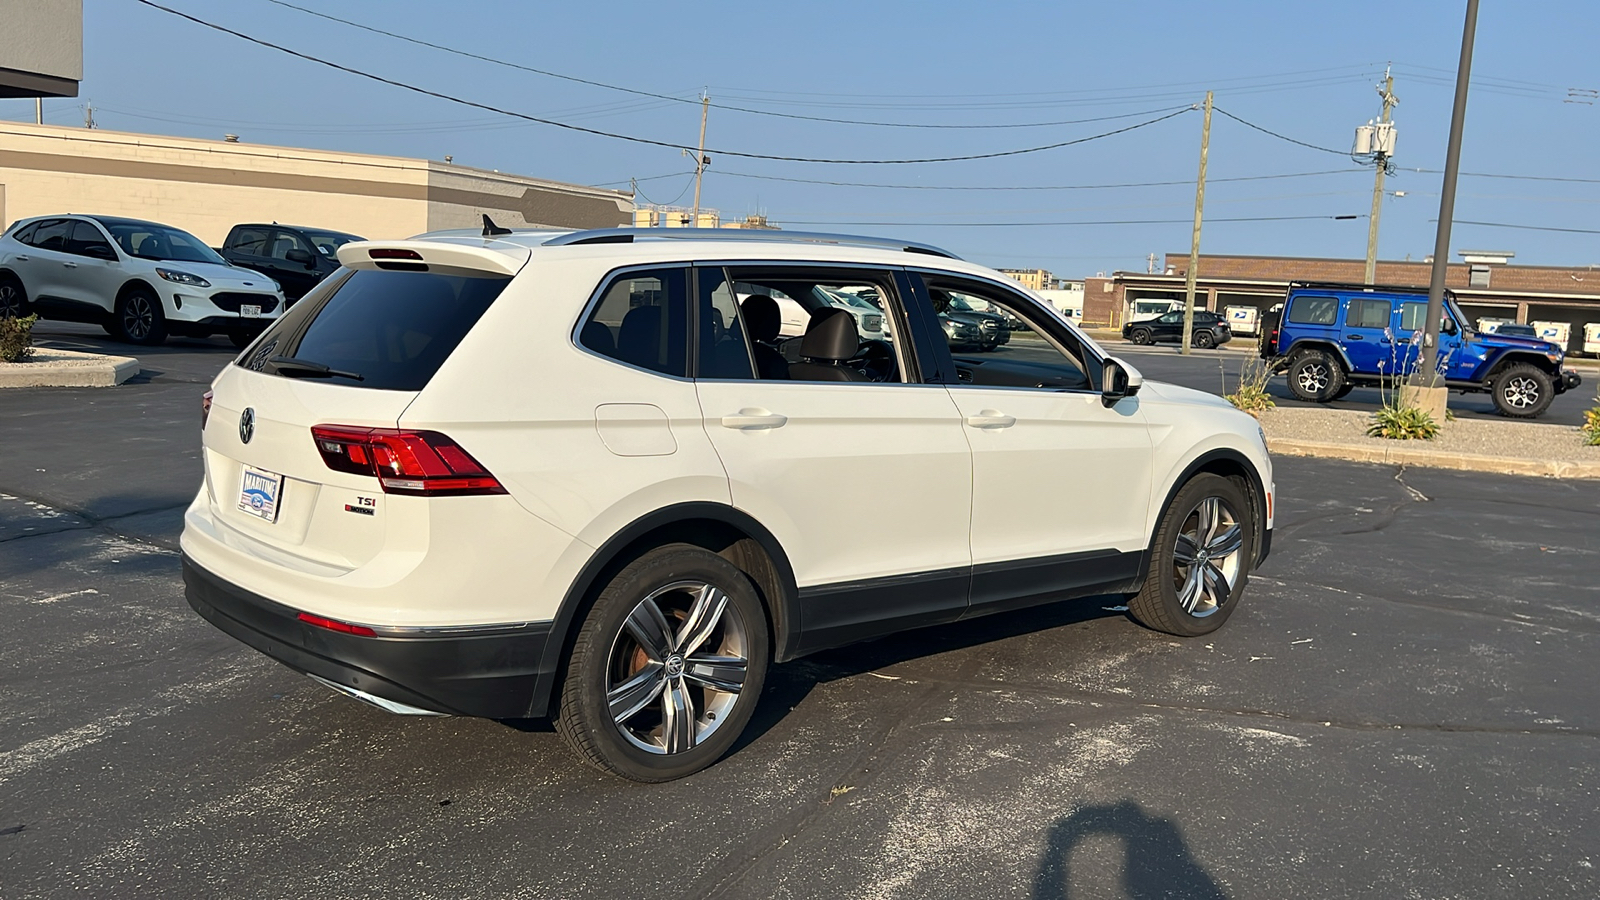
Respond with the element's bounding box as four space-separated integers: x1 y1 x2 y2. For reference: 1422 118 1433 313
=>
202 390 213 431
297 612 377 637
310 426 506 496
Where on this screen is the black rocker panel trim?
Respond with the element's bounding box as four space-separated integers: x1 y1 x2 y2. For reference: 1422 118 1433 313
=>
794 566 971 656
966 549 1142 619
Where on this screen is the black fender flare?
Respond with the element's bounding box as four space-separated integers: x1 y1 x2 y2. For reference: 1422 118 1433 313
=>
1282 338 1352 372
1482 349 1560 380
1131 448 1271 593
524 502 799 718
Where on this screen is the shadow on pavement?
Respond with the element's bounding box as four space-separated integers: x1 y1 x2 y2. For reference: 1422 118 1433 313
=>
1032 800 1227 900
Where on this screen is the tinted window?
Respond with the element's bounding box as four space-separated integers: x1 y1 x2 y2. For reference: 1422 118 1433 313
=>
30 219 71 252
579 268 689 377
301 229 361 257
9 221 39 243
246 269 509 391
68 221 115 258
1287 295 1338 326
696 268 756 380
228 226 271 255
1345 299 1391 329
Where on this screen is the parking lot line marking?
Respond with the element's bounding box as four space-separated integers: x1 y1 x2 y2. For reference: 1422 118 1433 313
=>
32 588 100 604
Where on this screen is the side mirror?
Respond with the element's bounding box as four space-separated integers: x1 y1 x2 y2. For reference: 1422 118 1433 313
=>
1442 318 1458 336
285 248 315 268
1101 356 1144 408
85 244 116 261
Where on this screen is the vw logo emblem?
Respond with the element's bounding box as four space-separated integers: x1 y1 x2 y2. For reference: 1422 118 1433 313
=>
239 408 255 444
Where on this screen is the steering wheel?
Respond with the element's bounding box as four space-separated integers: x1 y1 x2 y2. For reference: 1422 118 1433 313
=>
848 339 898 382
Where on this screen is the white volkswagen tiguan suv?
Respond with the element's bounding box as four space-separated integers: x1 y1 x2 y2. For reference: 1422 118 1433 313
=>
182 226 1273 782
0 215 286 346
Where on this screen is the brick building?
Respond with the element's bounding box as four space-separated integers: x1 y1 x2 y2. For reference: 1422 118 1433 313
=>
1083 252 1600 354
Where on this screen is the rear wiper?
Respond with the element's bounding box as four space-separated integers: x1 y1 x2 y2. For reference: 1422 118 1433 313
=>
267 356 365 382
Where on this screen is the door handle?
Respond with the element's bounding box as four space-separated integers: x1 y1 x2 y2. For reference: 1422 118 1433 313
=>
964 410 1016 429
721 409 787 430
15 255 29 261
63 262 78 268
1346 334 1363 340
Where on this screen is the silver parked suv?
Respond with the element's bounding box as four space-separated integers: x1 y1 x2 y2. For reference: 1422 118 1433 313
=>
0 215 286 346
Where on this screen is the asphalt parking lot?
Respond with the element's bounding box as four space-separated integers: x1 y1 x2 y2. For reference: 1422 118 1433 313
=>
3 324 1598 899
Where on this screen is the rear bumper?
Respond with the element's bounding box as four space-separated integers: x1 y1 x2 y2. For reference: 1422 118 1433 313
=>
183 554 556 719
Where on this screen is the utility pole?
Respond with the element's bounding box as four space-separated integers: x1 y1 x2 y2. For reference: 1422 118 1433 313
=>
1180 91 1212 357
689 93 710 223
83 101 94 129
1147 252 1157 274
1419 0 1479 385
35 97 42 125
1364 68 1398 284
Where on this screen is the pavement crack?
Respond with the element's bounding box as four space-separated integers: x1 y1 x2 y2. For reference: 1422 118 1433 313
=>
0 487 185 552
1392 464 1431 503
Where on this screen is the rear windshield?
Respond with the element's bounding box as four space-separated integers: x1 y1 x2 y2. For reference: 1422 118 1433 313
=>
241 269 510 391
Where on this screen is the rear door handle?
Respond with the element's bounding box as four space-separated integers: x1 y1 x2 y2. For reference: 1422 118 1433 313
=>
721 409 787 430
964 410 1016 429
1346 334 1363 340
15 255 29 261
63 261 78 268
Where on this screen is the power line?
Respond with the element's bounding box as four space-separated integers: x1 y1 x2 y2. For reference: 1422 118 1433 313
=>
1405 168 1600 185
1445 219 1600 235
260 0 1192 131
772 214 1363 227
714 167 1367 191
592 171 697 188
633 174 697 207
132 0 1193 165
1210 107 1349 155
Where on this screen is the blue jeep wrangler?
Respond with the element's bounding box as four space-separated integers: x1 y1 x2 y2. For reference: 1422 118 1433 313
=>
1260 282 1582 418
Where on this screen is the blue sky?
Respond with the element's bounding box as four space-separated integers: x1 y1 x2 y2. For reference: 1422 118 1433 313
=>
7 0 1598 276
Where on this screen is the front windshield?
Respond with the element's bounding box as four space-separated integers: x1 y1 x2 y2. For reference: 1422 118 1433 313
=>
301 229 361 257
945 296 977 312
103 222 226 265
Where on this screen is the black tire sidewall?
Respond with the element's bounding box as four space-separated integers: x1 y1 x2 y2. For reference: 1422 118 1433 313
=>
1287 351 1342 402
1131 328 1151 345
114 288 167 345
1134 474 1255 637
559 544 770 782
0 275 29 318
1491 364 1554 418
1195 331 1214 349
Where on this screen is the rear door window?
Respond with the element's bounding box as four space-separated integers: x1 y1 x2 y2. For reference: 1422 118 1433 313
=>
241 268 510 391
1345 299 1392 329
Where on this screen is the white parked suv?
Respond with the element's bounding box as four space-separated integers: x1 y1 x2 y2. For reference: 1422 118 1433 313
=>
181 226 1274 782
0 215 286 346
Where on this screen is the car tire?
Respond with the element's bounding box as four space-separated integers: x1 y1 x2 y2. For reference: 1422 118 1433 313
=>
1286 350 1344 402
1331 383 1356 400
556 543 770 782
1489 363 1555 418
1129 328 1152 345
0 273 30 318
1127 473 1255 637
113 287 168 345
1193 330 1215 350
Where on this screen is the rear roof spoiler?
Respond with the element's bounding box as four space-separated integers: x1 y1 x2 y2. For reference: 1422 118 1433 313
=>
336 240 528 277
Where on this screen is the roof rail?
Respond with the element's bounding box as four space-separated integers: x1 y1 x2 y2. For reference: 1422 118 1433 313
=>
1288 280 1457 298
540 227 960 260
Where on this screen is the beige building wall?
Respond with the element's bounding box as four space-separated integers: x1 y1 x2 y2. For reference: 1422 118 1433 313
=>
0 122 631 244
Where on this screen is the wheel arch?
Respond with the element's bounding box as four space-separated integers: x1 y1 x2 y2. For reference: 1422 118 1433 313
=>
1283 338 1351 371
1483 349 1560 379
1133 448 1270 593
116 277 160 304
527 502 799 719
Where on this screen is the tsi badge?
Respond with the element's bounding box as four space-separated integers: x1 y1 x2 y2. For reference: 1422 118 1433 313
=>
239 407 255 444
344 495 378 516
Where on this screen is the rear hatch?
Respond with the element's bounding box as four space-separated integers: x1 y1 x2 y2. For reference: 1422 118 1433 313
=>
200 242 522 573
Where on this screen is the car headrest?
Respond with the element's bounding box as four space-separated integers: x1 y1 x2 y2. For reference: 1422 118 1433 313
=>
617 305 663 368
740 294 781 343
800 308 859 362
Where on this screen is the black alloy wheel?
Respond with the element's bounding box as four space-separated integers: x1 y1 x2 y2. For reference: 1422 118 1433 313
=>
1129 327 1153 345
1193 330 1215 349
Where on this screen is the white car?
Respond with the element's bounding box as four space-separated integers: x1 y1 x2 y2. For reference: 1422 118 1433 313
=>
181 226 1274 782
0 215 286 346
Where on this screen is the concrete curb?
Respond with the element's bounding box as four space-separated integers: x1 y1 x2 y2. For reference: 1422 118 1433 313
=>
1266 437 1600 480
0 348 140 388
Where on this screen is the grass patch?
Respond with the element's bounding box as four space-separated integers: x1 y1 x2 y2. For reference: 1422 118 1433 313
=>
1223 356 1276 417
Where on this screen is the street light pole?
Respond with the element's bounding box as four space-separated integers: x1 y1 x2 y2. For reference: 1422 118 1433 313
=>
1418 0 1479 385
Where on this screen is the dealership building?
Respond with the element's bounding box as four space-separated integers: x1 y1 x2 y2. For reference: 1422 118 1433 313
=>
1084 252 1600 355
0 121 634 246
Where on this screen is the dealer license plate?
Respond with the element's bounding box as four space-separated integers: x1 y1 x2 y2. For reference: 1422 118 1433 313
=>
238 465 285 522
240 304 262 318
